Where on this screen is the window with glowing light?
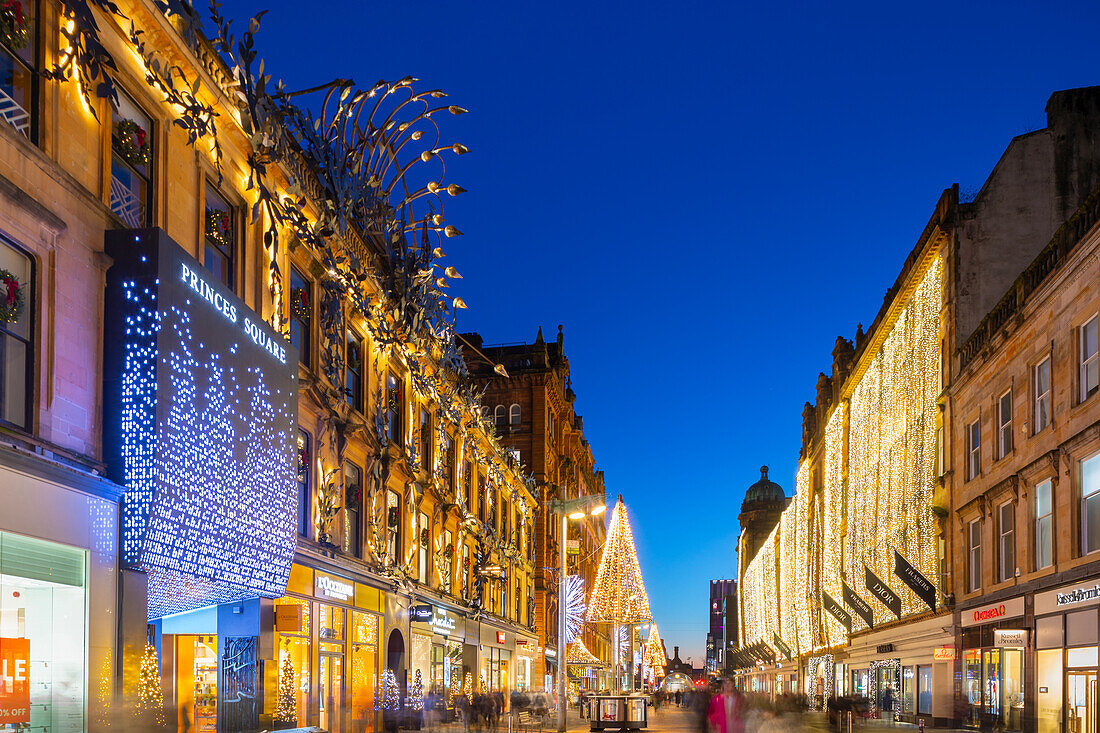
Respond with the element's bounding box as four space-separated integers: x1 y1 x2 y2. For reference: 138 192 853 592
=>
297 430 311 539
1035 357 1052 434
289 267 311 369
345 330 364 412
968 519 982 592
110 91 153 228
0 238 32 430
997 390 1013 459
1035 479 1053 570
0 0 36 141
387 490 400 564
1081 316 1099 403
1080 452 1100 555
998 501 1015 582
442 528 453 594
967 420 981 480
203 184 235 290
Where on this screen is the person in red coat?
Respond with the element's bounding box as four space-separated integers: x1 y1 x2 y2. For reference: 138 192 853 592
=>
707 679 744 733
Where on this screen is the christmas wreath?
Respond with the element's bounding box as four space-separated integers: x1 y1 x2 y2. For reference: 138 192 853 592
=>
113 119 150 167
0 0 28 51
0 269 24 324
344 482 361 511
204 208 232 250
346 339 362 373
420 528 430 548
290 286 310 321
387 506 399 527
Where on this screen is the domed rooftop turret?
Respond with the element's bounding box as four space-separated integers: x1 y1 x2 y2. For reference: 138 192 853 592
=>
743 466 785 506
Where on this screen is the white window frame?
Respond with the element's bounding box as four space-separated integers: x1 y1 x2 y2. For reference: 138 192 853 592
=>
998 501 1014 582
967 419 981 480
1035 356 1052 434
1082 452 1100 555
968 519 982 592
1081 316 1099 403
997 390 1013 459
509 403 521 427
1036 479 1053 570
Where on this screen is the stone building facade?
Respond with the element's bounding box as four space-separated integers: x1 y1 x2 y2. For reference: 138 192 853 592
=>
0 1 538 730
464 326 611 690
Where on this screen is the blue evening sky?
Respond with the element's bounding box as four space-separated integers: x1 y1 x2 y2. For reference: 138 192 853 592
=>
216 0 1100 663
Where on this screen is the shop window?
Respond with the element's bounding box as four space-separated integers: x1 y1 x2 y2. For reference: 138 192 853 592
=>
902 666 914 715
297 430 311 538
967 419 981 480
1036 479 1053 570
345 331 363 412
111 91 153 228
350 612 378 731
0 531 87 731
203 184 235 289
967 519 981 592
344 461 362 557
998 501 1015 582
1035 357 1052 433
418 407 431 469
385 372 402 443
1081 452 1100 555
1067 646 1099 667
418 511 429 584
917 665 932 715
1081 316 1099 402
1036 649 1062 733
318 604 345 641
997 390 1012 459
0 239 33 430
289 268 311 368
177 635 218 730
0 0 38 141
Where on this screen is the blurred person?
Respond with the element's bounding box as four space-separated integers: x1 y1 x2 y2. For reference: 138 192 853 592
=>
707 679 744 733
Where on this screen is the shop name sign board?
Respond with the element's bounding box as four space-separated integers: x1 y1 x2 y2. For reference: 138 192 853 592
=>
411 604 434 622
315 573 353 603
962 597 1025 628
994 629 1027 648
431 608 457 635
1037 582 1100 616
497 631 506 644
864 566 902 619
933 647 957 661
104 229 299 619
0 638 29 725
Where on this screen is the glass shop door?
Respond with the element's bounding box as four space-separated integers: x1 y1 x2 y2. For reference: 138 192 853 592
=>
320 652 345 733
1068 671 1097 733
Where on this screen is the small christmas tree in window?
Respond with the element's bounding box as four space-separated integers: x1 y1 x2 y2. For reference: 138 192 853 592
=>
409 669 424 711
382 669 401 711
276 643 297 725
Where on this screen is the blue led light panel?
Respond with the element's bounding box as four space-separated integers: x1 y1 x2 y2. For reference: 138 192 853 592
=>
104 228 299 618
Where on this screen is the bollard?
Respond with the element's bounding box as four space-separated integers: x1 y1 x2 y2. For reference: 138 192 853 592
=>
919 719 924 733
847 710 853 733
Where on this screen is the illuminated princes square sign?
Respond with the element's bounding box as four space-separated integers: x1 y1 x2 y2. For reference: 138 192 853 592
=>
103 229 299 619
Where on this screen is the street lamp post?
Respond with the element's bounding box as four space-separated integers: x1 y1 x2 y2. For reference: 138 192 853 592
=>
550 493 606 733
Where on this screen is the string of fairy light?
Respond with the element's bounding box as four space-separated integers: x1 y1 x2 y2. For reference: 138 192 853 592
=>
737 256 943 656
587 499 651 624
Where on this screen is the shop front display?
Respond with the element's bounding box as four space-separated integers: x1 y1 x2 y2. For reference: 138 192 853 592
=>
1035 581 1100 733
0 531 87 733
172 634 218 732
961 597 1026 731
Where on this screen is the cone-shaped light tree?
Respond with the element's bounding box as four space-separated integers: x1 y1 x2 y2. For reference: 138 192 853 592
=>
586 496 651 691
642 623 666 683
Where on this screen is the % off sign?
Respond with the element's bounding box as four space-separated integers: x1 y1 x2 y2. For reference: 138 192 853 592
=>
0 638 30 725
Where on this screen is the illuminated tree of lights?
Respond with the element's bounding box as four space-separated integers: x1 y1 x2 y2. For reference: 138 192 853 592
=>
642 624 665 678
410 669 424 711
382 669 401 712
587 497 652 624
565 574 586 644
136 644 164 727
276 647 297 723
567 639 603 665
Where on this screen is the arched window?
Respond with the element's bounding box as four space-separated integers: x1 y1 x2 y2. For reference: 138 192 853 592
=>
0 238 33 430
494 404 506 427
509 404 521 426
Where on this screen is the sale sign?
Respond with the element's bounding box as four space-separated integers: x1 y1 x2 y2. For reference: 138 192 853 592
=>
0 637 30 724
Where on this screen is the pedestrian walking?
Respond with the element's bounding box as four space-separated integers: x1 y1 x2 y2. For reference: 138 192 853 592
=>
882 686 894 724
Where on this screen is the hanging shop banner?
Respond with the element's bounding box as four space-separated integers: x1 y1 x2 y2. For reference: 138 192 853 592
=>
822 592 853 632
0 638 30 725
864 566 902 619
842 581 875 629
773 634 792 661
893 550 936 611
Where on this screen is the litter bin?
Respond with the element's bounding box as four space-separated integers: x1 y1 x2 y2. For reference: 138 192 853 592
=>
624 696 648 729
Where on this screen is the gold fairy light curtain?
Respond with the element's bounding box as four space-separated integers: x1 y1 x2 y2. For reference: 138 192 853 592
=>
845 258 942 624
821 405 847 648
